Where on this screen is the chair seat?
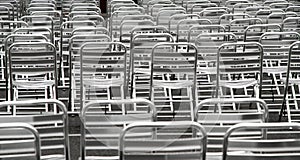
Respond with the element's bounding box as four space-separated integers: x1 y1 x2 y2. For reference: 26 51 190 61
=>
42 154 65 160
13 80 55 88
79 156 119 160
263 67 287 74
153 80 194 89
83 79 124 87
218 79 258 88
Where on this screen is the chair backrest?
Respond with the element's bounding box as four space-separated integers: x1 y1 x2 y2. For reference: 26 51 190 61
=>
282 17 300 33
188 24 226 42
176 18 212 42
223 123 300 160
71 15 106 27
190 2 217 14
80 99 157 160
79 42 127 108
13 27 53 43
199 8 229 24
267 12 298 24
194 98 268 153
0 99 69 159
229 18 263 41
119 121 207 160
168 13 201 35
244 24 282 42
0 122 41 160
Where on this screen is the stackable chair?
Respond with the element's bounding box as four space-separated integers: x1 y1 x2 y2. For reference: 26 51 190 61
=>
195 33 237 102
79 42 127 108
223 123 300 160
280 41 300 122
199 7 229 24
119 16 155 47
60 20 96 86
229 18 263 41
190 2 217 14
195 98 268 159
69 34 111 112
232 2 259 14
0 21 28 82
129 33 174 111
0 99 69 159
266 12 298 24
80 99 156 160
259 32 300 112
254 9 284 23
0 122 41 160
282 17 300 33
188 24 226 43
216 42 263 101
156 8 186 29
168 13 201 36
184 0 211 13
218 13 251 31
110 10 143 41
119 121 207 160
244 24 282 42
150 42 198 121
7 42 57 113
176 18 212 42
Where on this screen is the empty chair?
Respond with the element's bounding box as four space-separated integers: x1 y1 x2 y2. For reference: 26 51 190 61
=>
168 14 201 36
280 41 300 122
259 32 300 112
69 34 111 112
150 42 198 120
199 7 229 24
80 99 156 160
80 42 127 108
223 123 300 160
129 33 174 109
120 121 207 160
195 33 237 101
282 17 300 33
188 24 226 42
59 20 96 86
0 99 69 159
194 98 268 159
190 2 217 14
0 122 41 160
229 18 263 41
244 24 282 42
266 12 298 24
176 18 212 42
216 42 263 99
7 42 57 107
110 10 143 41
156 8 186 29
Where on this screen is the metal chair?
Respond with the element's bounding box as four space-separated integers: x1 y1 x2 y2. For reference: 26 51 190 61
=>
216 42 263 100
7 42 57 107
0 99 69 159
223 123 300 160
120 121 207 160
79 42 127 109
80 99 157 160
0 122 41 160
194 98 268 160
150 42 198 121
